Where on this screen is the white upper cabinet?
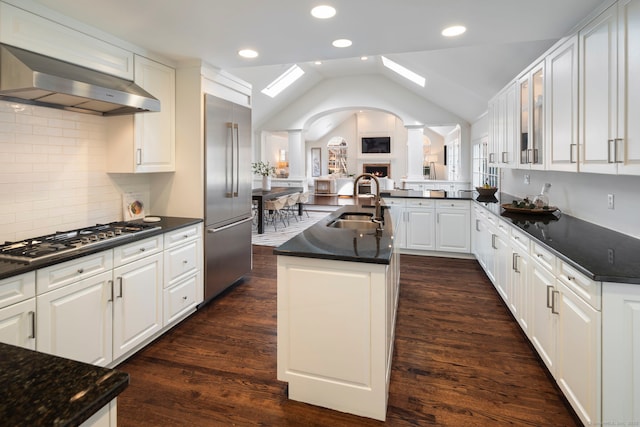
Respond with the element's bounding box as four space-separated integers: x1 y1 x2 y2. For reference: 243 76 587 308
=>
518 61 545 170
546 36 579 172
106 55 176 173
488 83 518 168
0 2 133 79
579 0 640 175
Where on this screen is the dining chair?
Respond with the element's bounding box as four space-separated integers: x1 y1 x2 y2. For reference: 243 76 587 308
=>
284 192 301 223
264 195 289 231
297 191 310 218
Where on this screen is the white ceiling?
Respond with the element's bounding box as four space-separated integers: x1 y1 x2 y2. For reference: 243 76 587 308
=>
32 0 608 132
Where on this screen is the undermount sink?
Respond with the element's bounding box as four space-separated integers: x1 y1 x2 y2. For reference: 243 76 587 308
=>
327 212 380 230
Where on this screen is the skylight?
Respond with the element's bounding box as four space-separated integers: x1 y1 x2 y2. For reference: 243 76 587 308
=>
261 65 305 98
380 56 426 87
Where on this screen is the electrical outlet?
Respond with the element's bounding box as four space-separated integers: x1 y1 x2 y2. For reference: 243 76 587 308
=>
524 174 530 185
608 248 615 264
607 194 615 209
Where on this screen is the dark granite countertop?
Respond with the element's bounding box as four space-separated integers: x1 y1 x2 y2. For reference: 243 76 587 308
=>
476 193 640 284
380 189 472 200
273 203 393 265
0 343 129 426
0 217 202 281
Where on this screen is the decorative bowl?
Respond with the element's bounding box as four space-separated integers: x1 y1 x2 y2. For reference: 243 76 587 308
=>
475 186 498 197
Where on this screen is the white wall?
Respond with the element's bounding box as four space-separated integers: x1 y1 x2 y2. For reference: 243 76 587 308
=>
0 101 152 243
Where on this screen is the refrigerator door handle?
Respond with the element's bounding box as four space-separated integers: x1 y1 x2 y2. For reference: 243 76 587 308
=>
207 216 253 233
225 122 234 198
234 123 240 197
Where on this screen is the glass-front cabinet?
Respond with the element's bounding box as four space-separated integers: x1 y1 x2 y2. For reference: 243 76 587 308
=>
519 61 545 169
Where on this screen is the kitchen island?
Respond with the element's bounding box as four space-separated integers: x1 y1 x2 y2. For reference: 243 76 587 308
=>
274 203 399 421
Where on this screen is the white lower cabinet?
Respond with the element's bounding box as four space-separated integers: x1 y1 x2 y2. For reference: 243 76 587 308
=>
0 298 36 350
25 224 203 368
112 252 163 360
37 270 113 366
435 200 470 253
405 200 435 251
385 198 470 255
603 282 640 425
473 203 603 426
0 272 36 350
509 228 530 334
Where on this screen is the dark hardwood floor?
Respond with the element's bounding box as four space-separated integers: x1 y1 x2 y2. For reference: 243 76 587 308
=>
116 246 579 426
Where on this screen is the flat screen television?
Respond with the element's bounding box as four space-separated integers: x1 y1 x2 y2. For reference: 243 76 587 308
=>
361 136 391 154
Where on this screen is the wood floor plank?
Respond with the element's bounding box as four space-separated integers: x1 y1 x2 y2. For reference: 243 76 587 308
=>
116 246 580 426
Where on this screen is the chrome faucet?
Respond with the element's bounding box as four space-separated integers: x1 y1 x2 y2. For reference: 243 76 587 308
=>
353 173 383 226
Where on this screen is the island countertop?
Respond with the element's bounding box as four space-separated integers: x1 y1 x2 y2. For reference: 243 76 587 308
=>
273 204 394 264
0 342 129 426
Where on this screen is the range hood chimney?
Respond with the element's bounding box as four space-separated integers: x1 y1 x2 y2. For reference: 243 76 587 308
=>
0 44 160 115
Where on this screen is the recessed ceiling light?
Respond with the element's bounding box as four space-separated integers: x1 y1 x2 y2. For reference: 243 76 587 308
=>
314 61 322 65
261 65 305 98
441 25 466 37
332 39 352 48
238 49 258 58
360 56 368 61
381 56 426 87
311 5 336 19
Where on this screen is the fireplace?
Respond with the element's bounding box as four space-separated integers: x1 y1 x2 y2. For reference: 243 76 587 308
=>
363 163 390 178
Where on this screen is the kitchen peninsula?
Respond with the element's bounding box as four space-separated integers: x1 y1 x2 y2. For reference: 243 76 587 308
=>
274 203 398 421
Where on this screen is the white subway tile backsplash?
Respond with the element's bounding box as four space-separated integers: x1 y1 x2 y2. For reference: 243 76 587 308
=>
0 101 151 243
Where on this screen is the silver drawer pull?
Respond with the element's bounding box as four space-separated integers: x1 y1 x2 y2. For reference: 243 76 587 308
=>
183 234 189 239
536 253 544 258
567 276 575 281
77 268 84 274
182 296 188 301
140 247 146 252
183 260 188 264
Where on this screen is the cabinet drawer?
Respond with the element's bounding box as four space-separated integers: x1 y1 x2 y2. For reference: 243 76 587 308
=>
382 198 406 208
164 240 201 287
37 251 113 294
407 199 434 208
164 223 202 249
163 273 199 326
531 242 556 272
0 272 35 309
436 200 469 210
510 227 530 252
113 235 163 267
557 260 601 310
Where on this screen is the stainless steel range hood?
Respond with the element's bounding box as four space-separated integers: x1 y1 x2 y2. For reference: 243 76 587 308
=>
0 44 160 115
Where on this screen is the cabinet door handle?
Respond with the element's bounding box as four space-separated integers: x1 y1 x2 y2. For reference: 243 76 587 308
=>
475 219 480 232
570 143 577 163
551 290 560 314
28 311 36 339
501 151 508 163
546 285 554 309
107 279 114 302
512 252 519 272
117 277 123 298
491 234 496 249
614 138 623 163
136 148 142 165
607 139 614 163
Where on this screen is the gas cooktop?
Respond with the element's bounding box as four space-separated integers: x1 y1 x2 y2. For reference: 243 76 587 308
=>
0 221 161 264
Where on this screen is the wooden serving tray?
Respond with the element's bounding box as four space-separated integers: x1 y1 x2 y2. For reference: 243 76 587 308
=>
501 203 558 214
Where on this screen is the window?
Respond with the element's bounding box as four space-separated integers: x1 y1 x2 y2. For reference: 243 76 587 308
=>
327 137 348 176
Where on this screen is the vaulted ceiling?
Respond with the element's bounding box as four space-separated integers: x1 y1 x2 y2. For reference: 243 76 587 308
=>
32 0 609 130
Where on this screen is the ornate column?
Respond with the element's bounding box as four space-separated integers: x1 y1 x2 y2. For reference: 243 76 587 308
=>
287 129 304 179
406 125 425 180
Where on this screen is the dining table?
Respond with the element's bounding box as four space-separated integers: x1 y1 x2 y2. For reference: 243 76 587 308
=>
252 187 304 234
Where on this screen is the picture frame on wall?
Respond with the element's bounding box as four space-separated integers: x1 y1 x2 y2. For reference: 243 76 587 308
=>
311 147 321 177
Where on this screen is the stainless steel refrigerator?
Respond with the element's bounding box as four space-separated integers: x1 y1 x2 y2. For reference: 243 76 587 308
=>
202 93 252 303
